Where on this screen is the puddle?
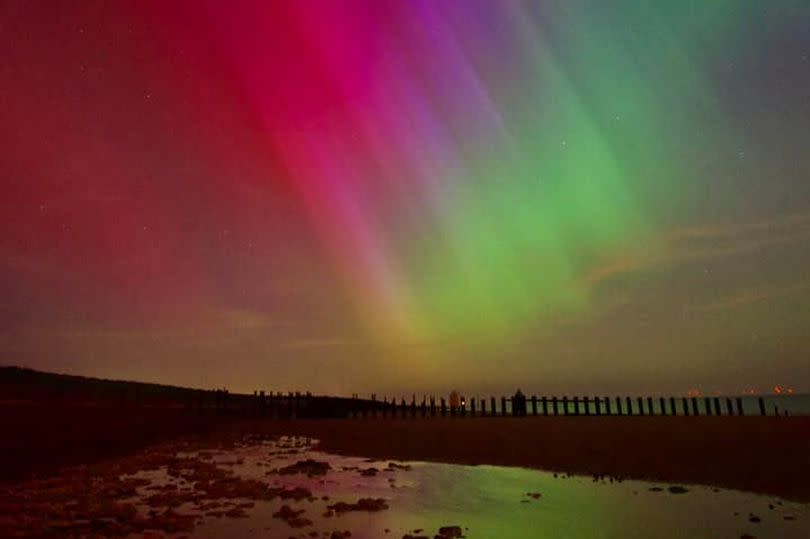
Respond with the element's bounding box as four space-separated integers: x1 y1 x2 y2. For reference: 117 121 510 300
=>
113 436 809 539
2 434 806 538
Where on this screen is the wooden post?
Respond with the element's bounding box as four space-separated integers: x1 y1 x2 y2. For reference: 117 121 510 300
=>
531 396 537 416
647 397 654 416
491 396 497 416
604 396 611 416
758 397 766 416
501 396 507 417
562 396 569 416
690 397 698 416
704 397 712 416
430 396 436 417
542 396 548 416
470 397 476 416
626 396 633 416
736 397 744 416
583 397 591 416
481 397 487 416
552 396 559 416
573 396 580 416
637 397 645 416
713 397 721 416
421 397 427 418
440 397 447 417
669 397 677 416
659 397 667 416
594 396 601 416
616 396 623 416
681 397 689 416
725 397 734 416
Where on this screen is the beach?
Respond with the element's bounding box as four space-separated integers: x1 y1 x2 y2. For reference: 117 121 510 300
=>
3 403 808 503
2 425 808 538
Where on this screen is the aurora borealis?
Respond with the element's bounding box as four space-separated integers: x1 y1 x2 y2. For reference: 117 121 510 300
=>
2 1 809 395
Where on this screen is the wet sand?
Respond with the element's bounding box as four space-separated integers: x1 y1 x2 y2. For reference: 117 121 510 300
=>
2 414 809 537
238 416 810 502
3 432 806 538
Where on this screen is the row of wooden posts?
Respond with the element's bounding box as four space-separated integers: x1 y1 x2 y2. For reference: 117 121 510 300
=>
349 395 779 418
156 389 784 419
180 389 316 418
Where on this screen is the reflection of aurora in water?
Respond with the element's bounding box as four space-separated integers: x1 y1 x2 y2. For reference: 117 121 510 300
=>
124 436 809 539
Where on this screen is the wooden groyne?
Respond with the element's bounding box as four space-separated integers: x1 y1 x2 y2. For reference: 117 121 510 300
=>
342 394 794 419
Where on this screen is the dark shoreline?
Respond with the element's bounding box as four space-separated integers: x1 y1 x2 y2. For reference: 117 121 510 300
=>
0 404 233 483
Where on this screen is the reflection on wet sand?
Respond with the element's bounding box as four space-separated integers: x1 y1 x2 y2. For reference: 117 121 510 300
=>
0 434 807 538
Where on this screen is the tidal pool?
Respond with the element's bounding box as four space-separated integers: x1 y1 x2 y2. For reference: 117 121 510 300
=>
117 436 808 539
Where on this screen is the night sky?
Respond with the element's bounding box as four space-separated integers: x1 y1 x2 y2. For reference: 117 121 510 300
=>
2 1 809 396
